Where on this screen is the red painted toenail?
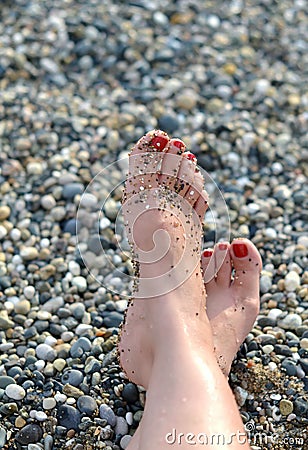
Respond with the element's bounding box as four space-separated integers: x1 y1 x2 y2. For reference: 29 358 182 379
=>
203 250 213 257
233 242 248 258
150 135 168 151
218 243 228 250
183 152 197 162
173 139 185 149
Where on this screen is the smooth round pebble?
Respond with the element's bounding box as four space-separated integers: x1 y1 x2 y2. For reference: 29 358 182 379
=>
120 435 132 449
279 399 294 415
5 384 26 400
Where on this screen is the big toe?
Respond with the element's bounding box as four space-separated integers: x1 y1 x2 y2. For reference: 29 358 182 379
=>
230 238 262 300
125 130 170 198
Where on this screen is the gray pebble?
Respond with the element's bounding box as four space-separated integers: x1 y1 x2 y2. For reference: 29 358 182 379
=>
99 404 116 427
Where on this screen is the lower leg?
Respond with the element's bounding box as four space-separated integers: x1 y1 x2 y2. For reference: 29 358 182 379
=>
138 331 250 450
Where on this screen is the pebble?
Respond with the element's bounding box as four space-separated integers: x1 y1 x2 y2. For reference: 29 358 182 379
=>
15 424 43 445
0 205 11 220
41 194 56 210
285 271 301 292
0 376 16 389
260 275 272 294
36 344 57 361
0 427 6 447
76 395 98 415
24 285 36 299
71 276 87 292
99 403 116 427
62 183 84 200
57 405 81 430
234 386 248 407
122 383 139 404
115 416 129 436
5 384 26 400
279 399 294 415
120 435 132 449
43 397 57 410
278 314 302 330
20 247 39 261
61 369 84 387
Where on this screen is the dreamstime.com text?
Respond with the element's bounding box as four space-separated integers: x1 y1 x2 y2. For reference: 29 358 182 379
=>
165 428 304 446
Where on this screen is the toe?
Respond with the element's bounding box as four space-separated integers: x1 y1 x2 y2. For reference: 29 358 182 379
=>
201 248 216 286
230 238 262 298
159 138 186 187
214 242 232 287
194 189 209 220
125 130 170 197
176 151 198 197
184 170 204 206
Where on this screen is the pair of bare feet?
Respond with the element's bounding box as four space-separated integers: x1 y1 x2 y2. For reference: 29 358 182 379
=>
118 130 262 449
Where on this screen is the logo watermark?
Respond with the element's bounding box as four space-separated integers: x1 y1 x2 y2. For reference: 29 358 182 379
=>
164 422 305 446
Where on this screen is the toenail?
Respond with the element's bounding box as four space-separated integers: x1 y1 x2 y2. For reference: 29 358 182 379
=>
203 249 213 257
233 242 248 258
218 243 228 251
150 135 169 151
183 152 197 162
173 140 186 152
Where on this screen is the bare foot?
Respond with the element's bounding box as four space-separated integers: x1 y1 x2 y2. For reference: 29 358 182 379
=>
118 129 210 388
202 238 262 376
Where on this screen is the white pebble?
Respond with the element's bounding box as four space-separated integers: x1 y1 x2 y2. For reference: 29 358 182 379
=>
278 313 302 330
268 362 277 371
287 413 297 421
34 360 45 371
43 397 57 410
68 260 81 276
35 411 48 421
125 412 133 426
99 217 111 230
44 336 57 347
26 161 43 175
36 343 56 361
268 308 283 321
285 271 300 292
5 384 26 400
54 392 67 403
0 225 7 239
10 228 21 241
264 228 277 239
120 435 132 449
75 324 92 335
71 276 87 292
41 194 56 210
262 345 274 354
40 238 50 248
298 235 308 248
23 286 35 300
255 78 270 95
207 14 220 28
12 254 22 265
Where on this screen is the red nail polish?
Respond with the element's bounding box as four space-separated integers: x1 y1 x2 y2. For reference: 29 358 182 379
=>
203 250 213 257
173 140 185 150
183 152 197 162
150 136 168 151
219 243 228 251
233 242 248 258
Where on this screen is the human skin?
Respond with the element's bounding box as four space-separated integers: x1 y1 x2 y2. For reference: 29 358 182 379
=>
118 130 261 449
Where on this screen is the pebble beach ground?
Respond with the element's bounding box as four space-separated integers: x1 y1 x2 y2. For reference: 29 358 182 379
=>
0 0 307 449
